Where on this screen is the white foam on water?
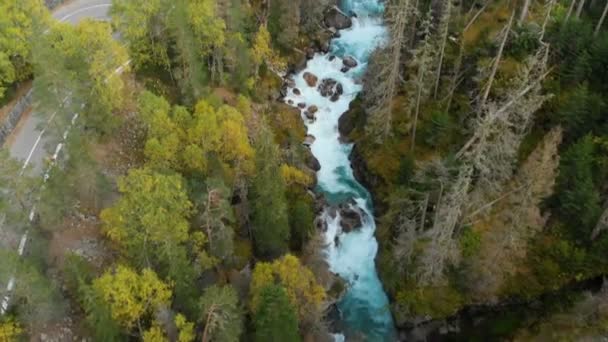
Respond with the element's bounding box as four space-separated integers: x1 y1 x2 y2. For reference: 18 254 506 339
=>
284 0 395 340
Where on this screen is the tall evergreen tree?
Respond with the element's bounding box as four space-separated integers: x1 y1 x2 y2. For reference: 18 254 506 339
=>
250 121 290 257
253 284 300 342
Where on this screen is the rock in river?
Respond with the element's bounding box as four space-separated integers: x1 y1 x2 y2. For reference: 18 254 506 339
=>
338 200 365 233
324 6 353 30
343 56 358 68
303 72 318 87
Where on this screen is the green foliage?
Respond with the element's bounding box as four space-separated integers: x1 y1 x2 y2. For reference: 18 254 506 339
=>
287 195 315 251
199 285 243 342
92 265 172 329
0 249 63 329
197 178 236 263
0 149 40 230
506 24 541 60
554 135 602 237
555 84 605 140
0 0 49 100
268 0 300 51
37 132 110 229
250 121 290 257
420 110 455 149
100 168 210 315
396 154 415 185
112 0 228 98
253 284 301 342
80 283 124 341
395 282 463 320
32 20 128 136
138 91 254 183
459 227 482 258
250 254 326 327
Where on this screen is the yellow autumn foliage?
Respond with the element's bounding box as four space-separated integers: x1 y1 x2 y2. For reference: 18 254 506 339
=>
280 164 313 187
93 265 172 329
0 319 21 341
250 254 326 323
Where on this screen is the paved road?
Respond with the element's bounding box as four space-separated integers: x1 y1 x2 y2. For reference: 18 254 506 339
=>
7 0 113 172
1 0 116 315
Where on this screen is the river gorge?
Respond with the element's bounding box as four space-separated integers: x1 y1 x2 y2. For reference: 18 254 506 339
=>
284 0 395 340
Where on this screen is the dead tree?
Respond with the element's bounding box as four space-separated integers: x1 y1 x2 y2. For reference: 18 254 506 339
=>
565 0 577 22
366 0 414 141
540 0 557 40
576 0 586 18
519 0 532 24
465 45 551 211
409 9 436 152
480 11 515 108
594 0 608 37
433 0 454 99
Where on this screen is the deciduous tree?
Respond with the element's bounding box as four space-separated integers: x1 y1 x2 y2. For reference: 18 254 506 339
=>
199 285 243 342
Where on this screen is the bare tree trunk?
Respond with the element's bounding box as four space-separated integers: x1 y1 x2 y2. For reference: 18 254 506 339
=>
565 0 577 22
540 0 556 40
433 0 453 99
519 0 532 25
591 205 608 240
480 11 515 108
576 0 586 18
594 0 608 37
411 66 424 152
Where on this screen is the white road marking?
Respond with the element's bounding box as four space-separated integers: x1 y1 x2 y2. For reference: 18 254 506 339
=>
58 3 112 22
2 2 130 316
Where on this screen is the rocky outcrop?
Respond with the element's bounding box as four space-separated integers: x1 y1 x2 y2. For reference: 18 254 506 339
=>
0 89 33 147
324 6 353 30
306 153 321 172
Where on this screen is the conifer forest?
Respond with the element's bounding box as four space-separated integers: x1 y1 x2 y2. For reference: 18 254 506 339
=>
1 0 608 340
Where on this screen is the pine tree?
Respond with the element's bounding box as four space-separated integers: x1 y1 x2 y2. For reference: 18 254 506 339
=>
249 120 290 257
253 284 301 342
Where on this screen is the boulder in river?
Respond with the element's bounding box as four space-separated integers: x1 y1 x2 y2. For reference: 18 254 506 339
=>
337 200 365 233
304 111 316 121
341 66 351 73
287 99 294 105
343 56 358 68
308 105 318 114
303 72 318 87
318 78 343 99
318 78 338 97
293 88 301 96
324 6 353 30
297 102 307 109
303 134 316 146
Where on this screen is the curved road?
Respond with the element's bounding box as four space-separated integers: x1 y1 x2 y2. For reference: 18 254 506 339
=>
1 0 115 315
7 0 113 172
